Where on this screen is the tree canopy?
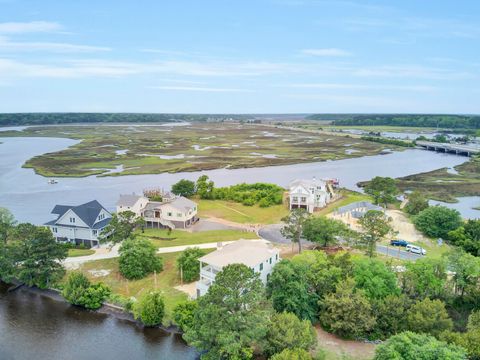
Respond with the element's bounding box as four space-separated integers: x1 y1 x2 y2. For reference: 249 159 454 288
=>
414 206 463 239
353 258 400 300
171 179 196 197
281 209 310 253
100 210 144 245
364 177 399 207
358 210 394 257
302 216 350 248
118 238 163 280
177 247 205 283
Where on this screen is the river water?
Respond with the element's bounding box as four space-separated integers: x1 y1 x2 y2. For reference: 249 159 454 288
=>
0 282 198 360
0 136 478 223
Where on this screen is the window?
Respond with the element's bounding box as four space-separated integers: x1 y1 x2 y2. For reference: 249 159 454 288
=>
167 212 172 217
276 254 278 260
52 227 58 233
269 257 272 264
259 263 263 271
292 196 298 202
98 213 105 221
70 217 75 223
301 197 306 202
93 230 97 235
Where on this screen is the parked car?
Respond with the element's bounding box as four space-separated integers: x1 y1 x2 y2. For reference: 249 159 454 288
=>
390 239 409 247
406 244 426 255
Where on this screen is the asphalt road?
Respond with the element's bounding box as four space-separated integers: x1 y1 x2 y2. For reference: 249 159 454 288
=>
259 224 424 261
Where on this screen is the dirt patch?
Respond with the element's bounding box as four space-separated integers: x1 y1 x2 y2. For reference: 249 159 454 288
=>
316 326 375 360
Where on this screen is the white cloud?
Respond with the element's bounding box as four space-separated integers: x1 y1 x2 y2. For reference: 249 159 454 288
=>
0 21 62 34
287 83 437 92
301 48 352 57
352 65 472 80
150 85 253 92
0 37 111 52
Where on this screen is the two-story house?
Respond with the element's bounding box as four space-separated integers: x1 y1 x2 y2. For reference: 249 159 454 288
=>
196 240 280 298
116 194 198 229
45 200 112 248
289 178 335 213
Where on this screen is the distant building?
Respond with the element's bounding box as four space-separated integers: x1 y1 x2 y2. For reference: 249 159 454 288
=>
196 240 280 298
288 178 336 213
116 194 198 229
45 200 112 248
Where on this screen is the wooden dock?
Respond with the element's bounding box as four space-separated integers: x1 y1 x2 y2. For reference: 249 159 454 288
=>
416 141 480 157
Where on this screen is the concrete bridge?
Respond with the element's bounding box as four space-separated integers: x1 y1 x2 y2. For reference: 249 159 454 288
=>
416 141 480 157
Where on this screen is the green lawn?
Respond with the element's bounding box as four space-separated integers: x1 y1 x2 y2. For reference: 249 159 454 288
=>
71 251 212 325
197 199 289 224
67 248 95 257
138 228 258 248
314 189 372 216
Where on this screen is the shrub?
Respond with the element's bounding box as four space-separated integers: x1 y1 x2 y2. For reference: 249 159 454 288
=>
133 291 165 327
406 298 453 337
177 248 205 283
62 272 111 310
414 206 463 239
173 300 198 332
81 283 111 310
119 238 163 280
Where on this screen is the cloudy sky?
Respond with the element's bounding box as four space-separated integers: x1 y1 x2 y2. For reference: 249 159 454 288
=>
0 0 479 113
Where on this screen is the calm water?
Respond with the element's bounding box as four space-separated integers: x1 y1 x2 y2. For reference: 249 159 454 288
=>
0 136 477 223
430 196 480 219
0 283 198 360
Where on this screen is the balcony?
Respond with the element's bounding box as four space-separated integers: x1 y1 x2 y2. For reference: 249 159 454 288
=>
200 265 220 280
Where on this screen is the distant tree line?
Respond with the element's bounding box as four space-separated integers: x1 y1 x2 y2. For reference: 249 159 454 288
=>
306 114 480 129
0 113 251 126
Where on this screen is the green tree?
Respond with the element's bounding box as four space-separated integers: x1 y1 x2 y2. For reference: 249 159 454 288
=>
448 219 480 256
401 258 447 299
196 175 215 199
364 177 399 207
81 283 111 310
353 258 400 300
133 291 165 326
440 330 480 360
177 247 205 283
414 206 463 239
320 278 376 339
266 260 319 322
0 208 15 243
447 250 480 300
62 271 91 306
405 191 429 215
0 241 15 282
406 298 453 337
372 294 411 339
358 210 394 257
173 300 198 332
119 238 163 280
14 225 67 288
281 208 310 253
302 216 350 248
171 179 196 197
184 264 272 360
374 331 466 360
270 348 313 360
468 310 480 332
100 211 145 245
264 312 317 358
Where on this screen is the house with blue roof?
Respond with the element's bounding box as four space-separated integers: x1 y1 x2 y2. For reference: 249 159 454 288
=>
45 200 112 248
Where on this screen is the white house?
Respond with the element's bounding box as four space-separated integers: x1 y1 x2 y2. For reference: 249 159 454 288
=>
116 194 198 229
289 178 335 213
45 200 112 248
195 240 280 298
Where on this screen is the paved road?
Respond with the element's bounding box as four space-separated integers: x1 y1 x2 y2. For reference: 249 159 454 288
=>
259 224 424 261
376 244 423 261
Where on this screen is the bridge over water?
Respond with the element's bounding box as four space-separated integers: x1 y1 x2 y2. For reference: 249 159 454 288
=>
416 141 480 157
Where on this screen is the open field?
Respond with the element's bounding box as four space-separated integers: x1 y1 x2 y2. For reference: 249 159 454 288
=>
139 228 258 248
0 122 400 177
395 157 480 202
67 248 95 257
70 251 211 325
197 199 289 224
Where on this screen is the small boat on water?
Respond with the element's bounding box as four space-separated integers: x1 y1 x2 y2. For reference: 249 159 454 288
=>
47 179 58 184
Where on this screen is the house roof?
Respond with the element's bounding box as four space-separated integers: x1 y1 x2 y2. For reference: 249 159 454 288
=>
198 240 278 268
166 196 197 211
290 178 327 190
116 194 144 207
48 200 110 228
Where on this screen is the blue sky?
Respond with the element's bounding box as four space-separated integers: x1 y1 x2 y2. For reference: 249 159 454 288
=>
0 0 479 113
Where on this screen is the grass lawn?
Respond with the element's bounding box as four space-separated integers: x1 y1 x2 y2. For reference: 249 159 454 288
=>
67 248 95 257
71 250 213 325
197 199 289 224
138 228 258 248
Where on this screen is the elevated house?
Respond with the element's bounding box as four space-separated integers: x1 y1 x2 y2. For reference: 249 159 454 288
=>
45 200 112 248
289 177 336 213
116 194 198 229
196 240 280 298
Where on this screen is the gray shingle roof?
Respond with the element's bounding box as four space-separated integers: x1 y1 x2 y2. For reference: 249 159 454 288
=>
47 200 110 228
167 196 197 211
117 194 143 207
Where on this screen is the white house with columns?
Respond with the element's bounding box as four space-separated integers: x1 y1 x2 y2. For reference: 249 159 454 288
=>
288 178 335 213
195 240 280 298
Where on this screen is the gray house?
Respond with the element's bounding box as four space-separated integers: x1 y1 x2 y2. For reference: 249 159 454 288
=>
45 200 112 248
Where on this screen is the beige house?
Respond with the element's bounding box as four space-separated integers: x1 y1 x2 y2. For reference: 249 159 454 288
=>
196 240 280 298
116 194 198 229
